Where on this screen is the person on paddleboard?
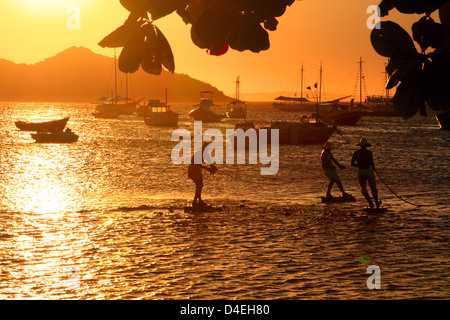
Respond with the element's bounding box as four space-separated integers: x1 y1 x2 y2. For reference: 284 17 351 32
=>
321 142 351 198
351 138 380 209
188 141 218 208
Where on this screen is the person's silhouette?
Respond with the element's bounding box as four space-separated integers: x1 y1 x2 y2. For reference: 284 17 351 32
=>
321 142 350 198
351 138 380 209
187 142 217 208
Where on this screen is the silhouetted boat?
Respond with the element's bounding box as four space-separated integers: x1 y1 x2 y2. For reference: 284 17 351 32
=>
227 76 247 119
15 117 69 132
271 62 337 144
267 120 336 144
233 62 336 145
92 102 120 119
137 99 161 117
188 91 225 123
273 96 318 111
356 59 398 117
273 63 350 112
318 99 361 126
362 95 398 117
435 111 450 130
231 119 335 145
273 63 315 112
137 97 168 118
31 128 79 143
144 106 178 127
93 96 142 117
94 50 140 117
144 90 179 127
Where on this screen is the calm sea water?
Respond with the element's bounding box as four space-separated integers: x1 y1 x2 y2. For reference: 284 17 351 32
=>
0 102 448 299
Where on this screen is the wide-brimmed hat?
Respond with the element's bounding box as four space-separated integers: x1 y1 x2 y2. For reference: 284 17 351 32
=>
323 142 332 150
356 138 371 147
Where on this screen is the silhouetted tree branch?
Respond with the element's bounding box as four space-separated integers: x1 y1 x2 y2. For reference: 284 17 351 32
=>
100 1 450 120
99 0 294 74
372 0 450 119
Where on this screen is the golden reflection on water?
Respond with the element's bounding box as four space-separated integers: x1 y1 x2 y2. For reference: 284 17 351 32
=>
4 144 83 214
1 103 448 299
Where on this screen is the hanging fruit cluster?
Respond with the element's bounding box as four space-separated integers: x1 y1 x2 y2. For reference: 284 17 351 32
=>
371 0 450 119
99 0 295 75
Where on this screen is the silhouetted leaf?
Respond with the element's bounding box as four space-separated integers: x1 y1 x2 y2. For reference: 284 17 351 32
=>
264 0 294 17
120 0 148 16
264 17 278 31
227 15 270 53
394 0 445 15
177 8 192 24
394 0 427 14
141 50 162 75
119 29 146 73
191 6 235 51
185 0 211 24
98 22 140 48
378 0 395 16
370 21 418 57
439 2 450 26
147 0 188 21
385 55 423 89
155 26 175 73
393 79 425 119
424 54 450 111
140 24 162 75
412 16 448 51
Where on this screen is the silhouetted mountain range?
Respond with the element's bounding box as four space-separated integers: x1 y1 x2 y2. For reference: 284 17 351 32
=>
0 46 231 103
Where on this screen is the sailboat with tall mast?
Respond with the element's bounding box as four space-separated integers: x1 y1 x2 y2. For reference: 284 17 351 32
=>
318 58 363 126
92 50 141 118
364 61 398 117
226 76 247 119
241 61 336 145
273 63 347 112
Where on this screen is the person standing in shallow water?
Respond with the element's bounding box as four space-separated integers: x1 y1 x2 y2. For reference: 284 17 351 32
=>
351 138 380 209
321 142 350 198
188 142 217 208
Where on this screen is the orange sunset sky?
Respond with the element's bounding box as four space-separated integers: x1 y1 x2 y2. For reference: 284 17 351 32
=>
0 0 424 101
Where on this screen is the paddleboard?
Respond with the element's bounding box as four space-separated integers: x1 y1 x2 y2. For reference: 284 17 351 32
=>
321 194 356 203
363 207 388 213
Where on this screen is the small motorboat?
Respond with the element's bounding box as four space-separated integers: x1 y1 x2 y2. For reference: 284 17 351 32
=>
144 103 179 127
31 128 79 143
15 117 69 132
317 100 361 126
188 91 225 123
92 103 120 119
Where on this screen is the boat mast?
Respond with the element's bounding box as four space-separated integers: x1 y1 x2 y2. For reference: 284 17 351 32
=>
319 61 322 105
236 76 240 102
114 49 118 105
384 62 389 100
300 63 304 104
359 57 364 111
315 61 322 123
